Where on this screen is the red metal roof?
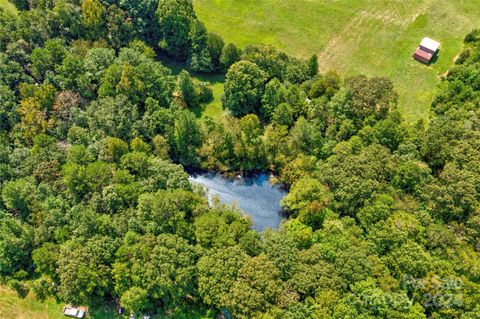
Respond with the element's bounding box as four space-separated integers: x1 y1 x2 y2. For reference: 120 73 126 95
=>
413 47 433 63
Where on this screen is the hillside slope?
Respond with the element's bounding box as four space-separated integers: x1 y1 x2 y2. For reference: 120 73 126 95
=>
194 0 480 121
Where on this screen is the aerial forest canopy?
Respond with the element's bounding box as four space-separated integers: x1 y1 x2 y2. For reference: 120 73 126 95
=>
0 0 479 318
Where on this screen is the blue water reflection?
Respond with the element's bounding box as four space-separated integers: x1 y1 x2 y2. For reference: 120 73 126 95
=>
189 173 286 231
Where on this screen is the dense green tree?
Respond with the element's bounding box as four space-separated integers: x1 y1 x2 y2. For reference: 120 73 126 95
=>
156 0 196 60
30 39 66 81
195 209 252 249
261 78 286 121
319 142 394 215
83 47 116 83
97 137 129 163
220 42 241 71
288 245 342 297
135 189 202 236
62 161 113 201
344 75 398 124
288 117 323 157
308 72 341 99
152 135 171 159
98 56 173 106
284 57 311 84
55 55 86 92
188 19 212 72
57 237 116 305
173 111 202 166
197 246 248 308
130 137 150 154
141 158 191 192
384 240 432 277
1 177 37 219
10 0 29 10
177 70 198 108
356 194 395 231
114 232 196 310
241 45 289 80
117 0 159 43
207 33 225 71
0 4 479 317
32 242 59 278
262 231 299 280
231 114 268 171
392 160 432 195
226 254 284 318
81 0 106 39
120 287 151 316
282 177 329 218
223 61 268 116
272 103 294 127
0 215 33 276
0 51 33 91
424 162 478 222
87 95 139 140
0 85 19 133
307 54 319 77
120 152 149 176
105 5 133 49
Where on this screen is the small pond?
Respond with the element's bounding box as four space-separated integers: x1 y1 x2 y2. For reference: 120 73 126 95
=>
189 173 287 231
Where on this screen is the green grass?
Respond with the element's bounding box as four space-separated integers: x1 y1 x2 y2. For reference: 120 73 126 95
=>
0 286 120 319
159 55 226 121
190 76 225 121
0 0 17 15
0 286 65 319
0 286 211 319
194 0 480 122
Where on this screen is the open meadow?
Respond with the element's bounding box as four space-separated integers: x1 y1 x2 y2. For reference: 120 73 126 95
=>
0 286 65 319
0 0 16 15
0 286 120 319
194 0 480 122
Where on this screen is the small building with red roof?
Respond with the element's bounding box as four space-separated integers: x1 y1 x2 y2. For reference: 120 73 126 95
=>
413 37 440 64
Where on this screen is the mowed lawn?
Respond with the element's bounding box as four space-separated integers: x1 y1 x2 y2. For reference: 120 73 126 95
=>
194 0 480 122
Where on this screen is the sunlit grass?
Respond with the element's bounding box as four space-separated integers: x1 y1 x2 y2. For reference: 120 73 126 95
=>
0 0 17 15
0 286 122 319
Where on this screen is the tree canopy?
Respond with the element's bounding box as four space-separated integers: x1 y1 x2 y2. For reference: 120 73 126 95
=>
0 2 479 318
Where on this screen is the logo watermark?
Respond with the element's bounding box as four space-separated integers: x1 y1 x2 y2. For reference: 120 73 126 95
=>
401 274 463 309
349 275 464 311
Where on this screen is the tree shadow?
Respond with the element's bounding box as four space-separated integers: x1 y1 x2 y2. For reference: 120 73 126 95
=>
157 53 225 84
428 51 440 65
156 53 226 119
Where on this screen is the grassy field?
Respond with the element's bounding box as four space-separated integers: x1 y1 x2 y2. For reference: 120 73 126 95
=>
159 55 226 121
191 75 225 121
0 286 120 319
0 0 16 15
194 0 480 122
0 286 66 319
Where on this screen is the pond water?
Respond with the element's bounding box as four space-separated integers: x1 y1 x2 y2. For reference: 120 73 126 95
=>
189 173 287 231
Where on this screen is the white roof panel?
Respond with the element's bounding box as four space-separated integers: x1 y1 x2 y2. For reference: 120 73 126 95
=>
420 37 440 51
